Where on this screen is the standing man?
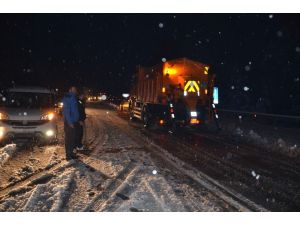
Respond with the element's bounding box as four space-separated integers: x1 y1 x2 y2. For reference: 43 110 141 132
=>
62 86 79 160
75 93 86 151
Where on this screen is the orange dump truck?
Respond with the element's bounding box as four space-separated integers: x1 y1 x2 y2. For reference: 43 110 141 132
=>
129 58 217 128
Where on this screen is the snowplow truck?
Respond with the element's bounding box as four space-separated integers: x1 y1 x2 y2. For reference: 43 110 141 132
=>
129 58 216 128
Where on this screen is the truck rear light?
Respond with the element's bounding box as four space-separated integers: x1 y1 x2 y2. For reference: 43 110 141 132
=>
190 118 200 124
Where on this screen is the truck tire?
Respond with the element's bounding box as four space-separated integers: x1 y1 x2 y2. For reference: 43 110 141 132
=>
129 111 135 121
142 112 150 128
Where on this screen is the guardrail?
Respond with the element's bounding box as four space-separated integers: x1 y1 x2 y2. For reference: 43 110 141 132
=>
216 108 300 128
217 109 300 120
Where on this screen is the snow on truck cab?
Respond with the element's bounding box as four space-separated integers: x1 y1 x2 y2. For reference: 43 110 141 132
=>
0 86 58 144
129 58 218 128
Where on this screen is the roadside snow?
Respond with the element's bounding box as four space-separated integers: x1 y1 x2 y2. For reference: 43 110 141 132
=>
220 120 300 158
0 144 17 166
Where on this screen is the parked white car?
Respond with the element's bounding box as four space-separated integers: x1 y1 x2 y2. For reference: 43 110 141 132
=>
0 87 57 144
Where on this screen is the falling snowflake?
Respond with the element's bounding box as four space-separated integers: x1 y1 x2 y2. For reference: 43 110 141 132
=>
158 22 164 28
161 57 167 62
277 30 283 37
198 40 202 44
296 46 300 52
238 115 242 120
243 86 250 91
251 170 256 177
152 170 157 175
230 85 235 90
248 61 252 65
245 65 251 71
269 14 274 19
28 49 32 53
294 77 299 82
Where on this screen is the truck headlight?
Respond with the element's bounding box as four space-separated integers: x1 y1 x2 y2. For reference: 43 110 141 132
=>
41 112 55 121
191 111 197 117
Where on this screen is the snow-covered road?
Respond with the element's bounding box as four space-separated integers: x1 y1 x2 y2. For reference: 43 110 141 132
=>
0 103 299 212
0 105 240 212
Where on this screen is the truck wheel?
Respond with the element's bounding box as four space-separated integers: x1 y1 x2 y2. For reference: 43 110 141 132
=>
142 113 149 128
129 112 135 121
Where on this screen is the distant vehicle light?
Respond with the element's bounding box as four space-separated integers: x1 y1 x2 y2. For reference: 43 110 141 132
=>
58 102 63 108
46 130 55 137
162 87 166 93
101 95 107 101
122 93 130 98
191 111 197 117
159 119 164 125
184 91 187 96
171 113 175 118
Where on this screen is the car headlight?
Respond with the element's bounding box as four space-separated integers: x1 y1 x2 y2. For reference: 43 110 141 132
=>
58 102 63 108
0 127 5 138
191 111 197 117
45 130 55 137
41 112 55 121
0 112 9 120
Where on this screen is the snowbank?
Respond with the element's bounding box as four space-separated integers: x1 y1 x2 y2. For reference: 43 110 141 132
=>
220 120 300 158
0 144 17 166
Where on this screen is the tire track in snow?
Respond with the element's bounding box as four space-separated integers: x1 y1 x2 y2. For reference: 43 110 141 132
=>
108 109 268 212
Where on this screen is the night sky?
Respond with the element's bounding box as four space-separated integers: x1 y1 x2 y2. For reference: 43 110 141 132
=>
0 14 299 114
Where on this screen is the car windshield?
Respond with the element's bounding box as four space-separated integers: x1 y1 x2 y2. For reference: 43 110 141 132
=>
0 91 54 109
